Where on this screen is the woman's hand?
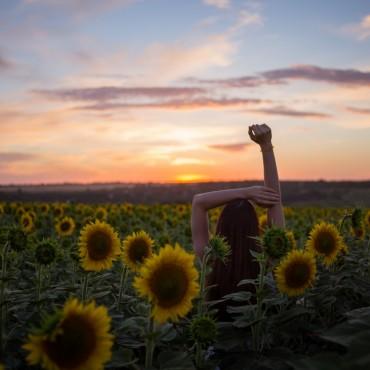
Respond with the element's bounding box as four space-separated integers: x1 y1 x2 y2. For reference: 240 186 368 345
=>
244 186 280 208
248 123 272 149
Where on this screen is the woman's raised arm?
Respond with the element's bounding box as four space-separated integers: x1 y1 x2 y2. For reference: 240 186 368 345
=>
191 186 280 258
249 123 285 228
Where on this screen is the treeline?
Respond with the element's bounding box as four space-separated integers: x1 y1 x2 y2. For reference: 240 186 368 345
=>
0 180 369 206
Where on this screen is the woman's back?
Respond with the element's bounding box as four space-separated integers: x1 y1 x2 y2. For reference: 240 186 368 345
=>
207 199 261 321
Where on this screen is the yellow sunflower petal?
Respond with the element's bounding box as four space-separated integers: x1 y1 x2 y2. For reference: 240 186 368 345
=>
275 249 317 297
122 230 154 272
23 298 114 370
78 220 121 272
134 243 200 323
305 222 345 266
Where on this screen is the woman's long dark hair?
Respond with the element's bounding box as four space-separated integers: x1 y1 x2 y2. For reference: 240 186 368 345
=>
207 198 260 321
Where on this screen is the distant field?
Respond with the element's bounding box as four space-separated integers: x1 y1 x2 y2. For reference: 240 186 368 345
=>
0 180 369 206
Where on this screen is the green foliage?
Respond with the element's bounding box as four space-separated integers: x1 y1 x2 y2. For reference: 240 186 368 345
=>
0 202 369 369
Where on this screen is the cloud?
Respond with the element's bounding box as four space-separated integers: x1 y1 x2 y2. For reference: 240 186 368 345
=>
261 65 370 87
0 54 14 70
188 64 370 88
203 0 230 9
249 105 331 119
0 152 37 163
341 14 370 41
230 9 264 33
22 0 135 19
32 86 206 101
171 157 215 166
209 142 252 152
346 106 370 115
186 75 283 88
75 97 266 111
138 35 237 83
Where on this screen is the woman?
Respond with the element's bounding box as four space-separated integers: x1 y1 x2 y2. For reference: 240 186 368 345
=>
191 123 285 321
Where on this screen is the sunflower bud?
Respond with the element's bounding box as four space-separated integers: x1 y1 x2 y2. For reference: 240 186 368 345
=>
262 227 291 259
351 208 363 229
8 227 27 252
208 235 231 263
35 239 57 266
190 315 217 345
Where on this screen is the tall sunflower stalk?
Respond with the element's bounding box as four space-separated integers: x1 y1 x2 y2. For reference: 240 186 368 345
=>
195 247 212 368
117 265 128 310
81 272 89 302
0 241 9 354
339 212 352 235
366 237 370 278
145 310 155 369
251 250 268 352
195 236 230 368
36 264 43 305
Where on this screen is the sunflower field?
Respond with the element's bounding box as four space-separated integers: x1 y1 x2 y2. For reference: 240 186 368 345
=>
0 201 370 370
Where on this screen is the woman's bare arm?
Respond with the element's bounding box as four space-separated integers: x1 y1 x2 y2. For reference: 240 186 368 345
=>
249 124 285 228
191 186 280 258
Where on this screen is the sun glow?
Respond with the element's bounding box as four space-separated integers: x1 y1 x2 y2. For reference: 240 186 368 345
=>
176 174 208 183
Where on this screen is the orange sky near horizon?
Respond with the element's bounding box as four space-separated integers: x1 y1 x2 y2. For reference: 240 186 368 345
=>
1 0 370 184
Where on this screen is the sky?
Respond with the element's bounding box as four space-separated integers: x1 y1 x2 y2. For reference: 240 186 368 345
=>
1 0 370 184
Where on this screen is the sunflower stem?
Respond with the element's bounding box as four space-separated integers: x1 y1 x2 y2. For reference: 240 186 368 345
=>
0 241 9 355
145 313 155 369
197 250 211 316
253 251 268 352
118 265 128 310
36 264 43 305
339 214 351 235
81 272 89 302
195 342 203 368
366 237 370 279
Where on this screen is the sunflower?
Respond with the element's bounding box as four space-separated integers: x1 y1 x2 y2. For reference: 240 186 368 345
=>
53 204 65 218
23 298 113 370
35 239 57 266
190 315 217 345
21 212 34 233
16 206 26 218
94 207 108 221
29 210 37 221
40 203 50 215
208 234 231 263
366 210 370 229
56 217 76 237
134 243 200 323
274 249 316 296
258 214 268 233
78 220 121 271
8 227 27 252
284 207 294 218
351 208 363 229
352 225 365 240
262 226 291 259
305 222 345 266
286 230 297 250
122 230 154 272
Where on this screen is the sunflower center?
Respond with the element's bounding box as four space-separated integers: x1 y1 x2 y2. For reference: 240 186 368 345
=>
23 218 29 227
149 263 189 308
315 232 336 255
285 262 311 288
87 230 112 261
128 239 150 264
60 221 71 232
43 313 97 368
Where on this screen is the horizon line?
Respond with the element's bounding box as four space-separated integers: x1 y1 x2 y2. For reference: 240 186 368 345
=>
1 178 370 187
